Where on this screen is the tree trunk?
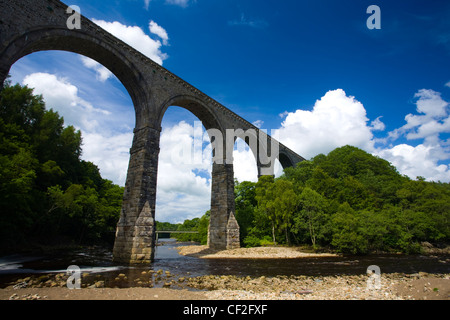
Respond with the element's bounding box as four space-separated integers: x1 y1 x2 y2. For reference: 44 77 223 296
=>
308 215 316 248
285 227 289 245
272 221 276 245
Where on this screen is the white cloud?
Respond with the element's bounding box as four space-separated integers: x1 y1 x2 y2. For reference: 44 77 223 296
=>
149 20 169 45
156 121 211 222
233 138 258 182
22 72 110 132
252 120 264 128
165 0 190 7
370 116 386 131
414 89 448 118
92 19 168 65
80 56 113 82
376 143 450 182
389 89 450 142
82 132 133 185
22 72 133 185
279 111 289 118
274 89 376 160
274 88 450 182
144 0 151 10
445 81 450 88
377 88 450 182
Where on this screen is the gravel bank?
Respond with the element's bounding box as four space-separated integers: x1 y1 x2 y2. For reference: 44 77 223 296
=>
176 245 339 258
1 272 448 300
198 273 450 300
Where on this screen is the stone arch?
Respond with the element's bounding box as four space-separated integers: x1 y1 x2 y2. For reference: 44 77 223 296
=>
157 94 227 163
157 94 224 133
278 151 295 169
156 94 239 251
0 27 147 114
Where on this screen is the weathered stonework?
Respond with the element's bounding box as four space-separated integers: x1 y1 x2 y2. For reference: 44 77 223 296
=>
226 212 240 249
209 164 238 250
0 0 305 264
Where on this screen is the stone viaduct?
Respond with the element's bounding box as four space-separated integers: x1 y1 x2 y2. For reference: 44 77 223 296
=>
0 0 305 263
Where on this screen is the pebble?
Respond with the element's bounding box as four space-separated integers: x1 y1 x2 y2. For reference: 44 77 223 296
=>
9 293 42 300
185 273 449 300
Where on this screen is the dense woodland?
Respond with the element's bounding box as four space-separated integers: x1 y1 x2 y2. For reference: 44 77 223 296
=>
234 148 450 254
0 80 124 253
1 80 449 255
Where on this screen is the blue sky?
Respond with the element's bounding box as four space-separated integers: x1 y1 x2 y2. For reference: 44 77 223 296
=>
8 0 450 222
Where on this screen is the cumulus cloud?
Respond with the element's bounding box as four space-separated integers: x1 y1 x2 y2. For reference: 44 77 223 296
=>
388 89 449 142
82 132 133 186
274 89 376 160
22 72 133 185
149 20 169 45
273 88 450 182
370 116 386 131
377 88 450 182
80 56 113 82
376 143 450 182
252 120 264 128
156 121 211 222
22 72 110 132
92 19 168 65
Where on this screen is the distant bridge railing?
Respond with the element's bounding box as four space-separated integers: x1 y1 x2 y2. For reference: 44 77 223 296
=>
155 230 199 242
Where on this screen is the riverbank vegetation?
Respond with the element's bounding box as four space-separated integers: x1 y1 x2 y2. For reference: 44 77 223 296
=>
233 146 450 254
0 80 123 254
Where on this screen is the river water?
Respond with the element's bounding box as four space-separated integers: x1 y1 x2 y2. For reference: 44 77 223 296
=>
0 239 449 288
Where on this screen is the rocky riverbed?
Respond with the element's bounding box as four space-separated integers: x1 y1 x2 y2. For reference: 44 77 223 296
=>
1 269 448 300
1 245 448 300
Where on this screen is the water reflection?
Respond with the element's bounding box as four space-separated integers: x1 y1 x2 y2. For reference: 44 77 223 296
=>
0 239 448 288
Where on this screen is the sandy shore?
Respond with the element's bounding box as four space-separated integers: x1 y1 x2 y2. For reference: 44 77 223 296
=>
176 245 339 259
0 287 206 300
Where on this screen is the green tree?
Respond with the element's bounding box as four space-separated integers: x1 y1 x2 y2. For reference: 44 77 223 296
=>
234 180 257 244
272 179 298 245
294 187 328 248
197 210 210 245
255 175 277 244
331 202 368 254
0 80 125 252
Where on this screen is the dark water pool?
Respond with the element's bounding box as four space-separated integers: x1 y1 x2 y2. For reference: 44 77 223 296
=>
0 239 448 288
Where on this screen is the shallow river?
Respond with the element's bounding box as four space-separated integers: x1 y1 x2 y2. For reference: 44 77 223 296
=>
0 239 448 288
